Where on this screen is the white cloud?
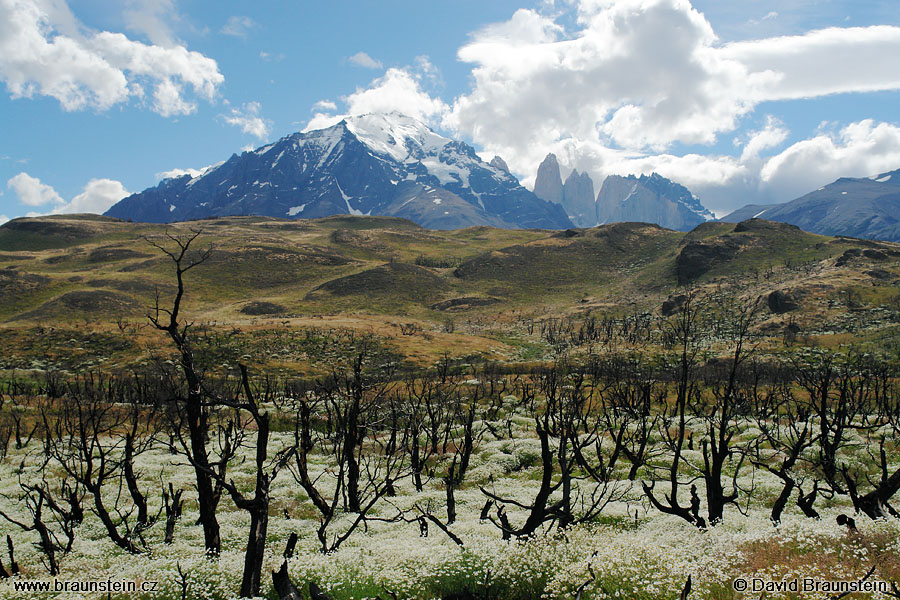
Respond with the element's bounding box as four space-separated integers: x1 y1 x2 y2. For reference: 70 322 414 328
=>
221 101 271 140
304 112 344 132
52 178 129 214
414 55 442 87
438 0 900 213
739 116 790 162
304 66 448 132
0 0 223 115
6 172 128 214
312 99 337 112
259 50 285 62
721 26 900 101
444 0 760 192
348 51 382 70
220 16 257 38
748 11 779 26
0 215 8 226
472 8 563 45
123 0 180 46
156 167 203 180
7 172 64 206
760 119 900 201
345 68 447 121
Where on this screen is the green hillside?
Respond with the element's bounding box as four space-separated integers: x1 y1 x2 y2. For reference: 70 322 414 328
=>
2 214 900 374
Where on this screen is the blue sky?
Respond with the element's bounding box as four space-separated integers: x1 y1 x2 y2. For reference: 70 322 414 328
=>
2 0 900 223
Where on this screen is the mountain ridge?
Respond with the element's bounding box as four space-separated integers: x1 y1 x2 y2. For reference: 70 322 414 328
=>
721 168 900 242
105 113 572 230
532 153 713 231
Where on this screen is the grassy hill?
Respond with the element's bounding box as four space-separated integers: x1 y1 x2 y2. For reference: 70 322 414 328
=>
2 214 899 374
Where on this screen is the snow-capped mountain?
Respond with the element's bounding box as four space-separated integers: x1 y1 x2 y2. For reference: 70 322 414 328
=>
105 113 572 230
721 169 900 242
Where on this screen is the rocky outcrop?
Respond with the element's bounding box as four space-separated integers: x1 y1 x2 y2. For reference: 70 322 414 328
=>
489 156 510 173
533 153 564 205
598 173 713 232
675 238 741 284
562 170 596 228
767 290 800 314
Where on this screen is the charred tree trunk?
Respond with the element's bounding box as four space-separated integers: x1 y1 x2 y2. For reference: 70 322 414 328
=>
272 562 303 600
147 230 221 556
163 483 184 545
124 432 149 528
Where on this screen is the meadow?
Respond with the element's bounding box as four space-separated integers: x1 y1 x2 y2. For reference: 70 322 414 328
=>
1 215 900 599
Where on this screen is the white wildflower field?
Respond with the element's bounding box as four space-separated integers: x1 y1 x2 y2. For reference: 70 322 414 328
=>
1 346 899 600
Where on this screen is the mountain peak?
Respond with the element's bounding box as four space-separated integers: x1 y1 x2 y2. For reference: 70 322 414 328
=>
721 167 900 241
104 112 572 230
870 168 900 184
597 172 713 231
534 153 563 204
561 169 596 227
344 112 450 163
490 155 510 173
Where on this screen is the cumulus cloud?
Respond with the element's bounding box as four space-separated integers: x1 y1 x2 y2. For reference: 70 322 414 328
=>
739 116 790 163
7 172 64 206
344 68 447 120
6 173 128 214
220 16 257 38
348 51 382 69
0 215 8 226
221 101 271 140
305 66 448 132
444 1 758 197
53 178 129 214
448 2 748 155
0 0 223 115
760 120 900 201
292 0 900 212
312 99 337 112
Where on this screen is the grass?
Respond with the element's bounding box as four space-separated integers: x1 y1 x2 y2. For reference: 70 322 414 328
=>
4 211 900 444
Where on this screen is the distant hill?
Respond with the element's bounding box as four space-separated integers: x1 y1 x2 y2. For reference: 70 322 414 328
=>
721 169 900 241
105 112 572 230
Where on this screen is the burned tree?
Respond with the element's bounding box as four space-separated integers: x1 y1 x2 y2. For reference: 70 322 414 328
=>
146 229 222 556
593 352 663 481
0 473 83 575
162 483 184 545
750 367 821 523
694 295 760 525
183 365 293 598
838 353 900 519
643 290 709 528
41 373 149 554
286 342 407 553
482 361 625 538
442 377 486 526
